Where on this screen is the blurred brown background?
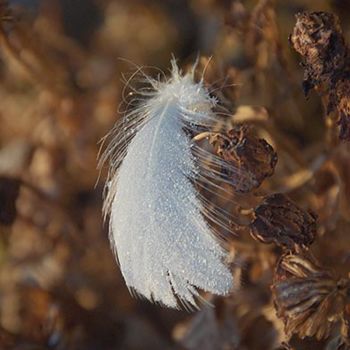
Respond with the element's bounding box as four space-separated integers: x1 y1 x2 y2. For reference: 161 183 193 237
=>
0 0 350 349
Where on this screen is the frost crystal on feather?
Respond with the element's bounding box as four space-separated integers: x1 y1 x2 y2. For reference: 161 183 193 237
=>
100 61 233 309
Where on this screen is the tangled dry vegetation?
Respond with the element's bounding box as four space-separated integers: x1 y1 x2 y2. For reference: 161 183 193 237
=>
0 0 349 349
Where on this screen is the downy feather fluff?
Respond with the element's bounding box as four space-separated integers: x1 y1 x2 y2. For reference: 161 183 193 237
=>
100 60 236 309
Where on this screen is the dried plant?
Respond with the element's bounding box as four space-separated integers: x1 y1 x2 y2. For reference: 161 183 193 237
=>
0 1 349 350
291 11 350 141
272 251 349 341
209 125 277 193
250 193 316 250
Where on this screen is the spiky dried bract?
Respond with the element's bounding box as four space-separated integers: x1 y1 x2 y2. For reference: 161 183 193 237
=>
101 62 234 309
272 251 349 341
329 308 350 350
209 125 277 193
327 337 350 350
250 193 316 250
291 11 350 141
337 308 350 350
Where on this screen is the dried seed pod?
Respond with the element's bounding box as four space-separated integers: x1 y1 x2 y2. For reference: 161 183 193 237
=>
290 11 347 95
250 193 316 250
272 251 350 341
0 176 20 226
209 125 277 193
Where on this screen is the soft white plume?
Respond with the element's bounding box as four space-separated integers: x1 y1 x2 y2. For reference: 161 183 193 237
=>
100 61 234 309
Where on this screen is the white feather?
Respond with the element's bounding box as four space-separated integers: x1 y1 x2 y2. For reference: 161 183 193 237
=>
100 61 234 309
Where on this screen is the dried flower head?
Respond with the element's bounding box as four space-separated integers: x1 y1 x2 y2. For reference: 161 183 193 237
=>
209 125 277 193
290 11 347 95
291 11 350 141
250 193 316 250
272 251 350 341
